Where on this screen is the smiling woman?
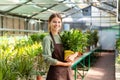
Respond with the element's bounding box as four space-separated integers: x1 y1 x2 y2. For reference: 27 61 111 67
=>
48 14 62 33
42 13 78 80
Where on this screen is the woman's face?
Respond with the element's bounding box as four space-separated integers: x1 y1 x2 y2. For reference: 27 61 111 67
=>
49 17 62 32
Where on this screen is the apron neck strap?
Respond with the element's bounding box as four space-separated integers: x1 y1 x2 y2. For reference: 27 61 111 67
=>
50 32 56 44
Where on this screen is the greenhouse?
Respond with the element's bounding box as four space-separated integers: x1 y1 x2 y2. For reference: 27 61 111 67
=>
0 0 120 80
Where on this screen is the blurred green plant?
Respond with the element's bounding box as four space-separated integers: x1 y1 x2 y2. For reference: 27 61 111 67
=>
0 36 44 80
85 30 94 47
30 33 47 42
85 30 99 51
92 30 99 47
116 55 120 64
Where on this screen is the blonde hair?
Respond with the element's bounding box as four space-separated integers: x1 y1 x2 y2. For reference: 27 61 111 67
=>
48 13 62 32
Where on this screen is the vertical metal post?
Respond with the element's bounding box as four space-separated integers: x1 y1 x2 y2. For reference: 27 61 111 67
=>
12 16 15 34
1 16 3 36
74 66 77 80
24 19 29 35
100 10 101 31
6 16 7 28
119 23 120 38
83 59 85 78
19 18 21 34
88 55 90 70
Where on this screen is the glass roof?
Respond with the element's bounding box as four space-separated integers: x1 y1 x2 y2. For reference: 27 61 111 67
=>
11 3 44 17
0 0 117 21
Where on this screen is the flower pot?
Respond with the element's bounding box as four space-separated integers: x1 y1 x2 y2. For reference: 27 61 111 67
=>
37 75 43 80
78 52 82 56
86 46 90 52
64 50 74 61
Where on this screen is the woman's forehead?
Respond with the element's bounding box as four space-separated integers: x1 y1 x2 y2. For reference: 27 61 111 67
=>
51 17 62 21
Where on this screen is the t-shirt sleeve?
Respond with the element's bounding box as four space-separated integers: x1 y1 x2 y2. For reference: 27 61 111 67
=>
42 36 58 65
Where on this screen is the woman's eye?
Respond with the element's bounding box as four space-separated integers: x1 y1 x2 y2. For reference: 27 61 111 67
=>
52 21 61 24
53 21 57 23
58 21 61 23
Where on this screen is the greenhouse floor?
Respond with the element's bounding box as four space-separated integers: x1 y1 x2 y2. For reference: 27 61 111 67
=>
84 51 115 80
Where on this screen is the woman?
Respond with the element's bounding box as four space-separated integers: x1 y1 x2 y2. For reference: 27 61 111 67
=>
42 13 78 80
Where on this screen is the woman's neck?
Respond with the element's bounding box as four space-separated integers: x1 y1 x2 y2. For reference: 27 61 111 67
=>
51 31 58 35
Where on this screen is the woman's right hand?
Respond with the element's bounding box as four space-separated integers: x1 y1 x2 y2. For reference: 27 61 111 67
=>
64 62 73 66
56 60 73 66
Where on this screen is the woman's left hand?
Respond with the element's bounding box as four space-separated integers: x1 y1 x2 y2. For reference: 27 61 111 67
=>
65 52 78 62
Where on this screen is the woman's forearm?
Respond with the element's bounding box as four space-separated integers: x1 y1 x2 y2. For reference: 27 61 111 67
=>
55 60 72 66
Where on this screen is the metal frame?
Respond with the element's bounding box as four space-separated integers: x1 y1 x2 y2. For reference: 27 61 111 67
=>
0 0 117 20
71 47 101 80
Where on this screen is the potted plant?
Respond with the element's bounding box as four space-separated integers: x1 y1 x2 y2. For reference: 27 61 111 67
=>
35 71 44 80
61 29 88 60
92 30 99 47
85 30 93 51
35 53 49 80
